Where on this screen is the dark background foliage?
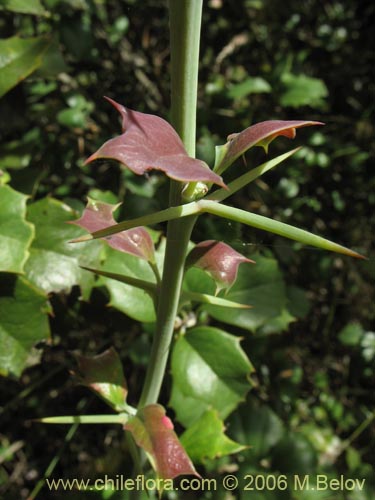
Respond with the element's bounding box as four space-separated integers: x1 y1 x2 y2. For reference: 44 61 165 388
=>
0 0 374 498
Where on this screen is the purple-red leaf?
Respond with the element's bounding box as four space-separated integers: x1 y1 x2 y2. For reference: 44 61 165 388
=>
125 404 199 480
186 240 254 292
69 198 155 261
86 97 225 187
74 347 128 411
215 120 323 174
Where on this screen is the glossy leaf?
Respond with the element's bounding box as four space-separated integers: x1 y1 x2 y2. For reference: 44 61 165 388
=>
0 275 51 378
74 348 128 411
169 326 253 427
125 404 198 479
69 198 155 262
203 254 288 332
0 185 34 273
186 240 254 293
214 120 322 174
0 36 51 98
96 244 164 322
24 198 102 298
181 409 246 463
85 97 225 187
0 0 45 15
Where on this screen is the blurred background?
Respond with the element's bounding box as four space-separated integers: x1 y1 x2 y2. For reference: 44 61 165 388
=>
0 0 374 498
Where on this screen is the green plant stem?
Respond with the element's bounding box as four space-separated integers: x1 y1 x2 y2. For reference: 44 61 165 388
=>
138 0 203 408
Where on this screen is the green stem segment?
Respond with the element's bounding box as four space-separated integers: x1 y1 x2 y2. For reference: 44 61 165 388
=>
138 0 203 408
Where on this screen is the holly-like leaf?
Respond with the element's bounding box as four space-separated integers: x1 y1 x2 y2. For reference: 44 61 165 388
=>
125 404 199 480
186 240 254 293
97 243 164 323
0 185 34 274
214 120 322 174
86 97 225 187
169 326 253 427
74 347 128 411
180 409 247 463
0 275 51 378
69 198 155 262
24 198 102 298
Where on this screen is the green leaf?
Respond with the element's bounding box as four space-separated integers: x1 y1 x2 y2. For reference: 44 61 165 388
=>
169 326 253 427
227 76 271 99
227 396 284 459
0 36 52 98
0 0 46 15
74 348 128 412
98 246 158 322
24 197 102 298
280 73 328 108
0 185 34 274
125 404 198 480
203 254 287 332
338 322 364 346
180 409 246 463
0 275 50 378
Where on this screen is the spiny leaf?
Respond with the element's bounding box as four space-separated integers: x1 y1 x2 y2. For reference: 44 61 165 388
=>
125 404 199 480
68 198 155 262
25 197 102 298
181 409 247 463
214 120 323 174
86 97 225 187
186 240 254 293
0 275 51 378
73 348 128 412
170 326 253 427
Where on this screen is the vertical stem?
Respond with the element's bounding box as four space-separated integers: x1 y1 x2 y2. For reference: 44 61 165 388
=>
138 0 203 407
